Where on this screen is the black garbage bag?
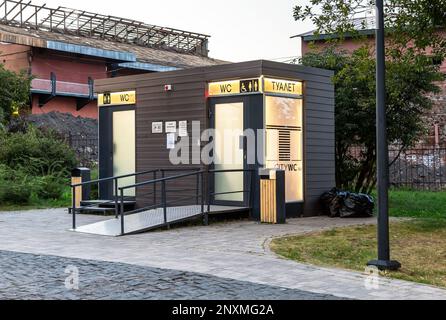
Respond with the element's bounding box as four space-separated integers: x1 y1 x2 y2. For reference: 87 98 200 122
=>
320 188 374 218
339 193 374 218
320 188 343 217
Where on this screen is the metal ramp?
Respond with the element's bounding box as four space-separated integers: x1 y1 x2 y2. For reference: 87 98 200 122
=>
72 205 247 236
70 168 255 236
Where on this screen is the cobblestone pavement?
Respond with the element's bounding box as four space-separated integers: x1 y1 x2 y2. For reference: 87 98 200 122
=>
0 209 445 300
0 250 341 300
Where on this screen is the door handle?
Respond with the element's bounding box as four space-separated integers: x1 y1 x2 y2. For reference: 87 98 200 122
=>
240 136 248 160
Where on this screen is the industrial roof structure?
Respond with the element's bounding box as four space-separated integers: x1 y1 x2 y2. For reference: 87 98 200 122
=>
0 0 223 70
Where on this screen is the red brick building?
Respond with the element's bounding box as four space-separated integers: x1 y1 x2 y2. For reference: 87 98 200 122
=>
294 26 446 144
0 0 222 119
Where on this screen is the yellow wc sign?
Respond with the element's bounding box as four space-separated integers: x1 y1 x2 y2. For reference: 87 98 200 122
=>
208 78 261 96
98 91 136 106
208 77 302 97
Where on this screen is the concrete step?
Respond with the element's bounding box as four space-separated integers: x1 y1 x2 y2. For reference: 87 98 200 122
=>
80 200 136 209
77 206 116 216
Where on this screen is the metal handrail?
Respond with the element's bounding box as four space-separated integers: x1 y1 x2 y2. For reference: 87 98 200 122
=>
71 169 159 188
119 170 206 191
116 168 256 235
118 169 255 191
71 167 202 230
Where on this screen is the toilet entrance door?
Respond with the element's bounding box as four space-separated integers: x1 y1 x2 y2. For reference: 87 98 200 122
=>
211 98 246 206
112 109 136 196
98 105 136 199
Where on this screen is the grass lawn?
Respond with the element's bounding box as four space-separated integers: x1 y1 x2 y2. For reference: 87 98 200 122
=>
271 189 446 288
388 189 446 218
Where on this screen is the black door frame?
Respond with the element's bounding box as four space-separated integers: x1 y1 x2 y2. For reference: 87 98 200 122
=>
208 95 263 209
99 104 136 200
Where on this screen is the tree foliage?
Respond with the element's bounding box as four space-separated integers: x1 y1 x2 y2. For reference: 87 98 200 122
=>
0 63 32 124
294 0 446 59
302 47 443 193
294 0 446 192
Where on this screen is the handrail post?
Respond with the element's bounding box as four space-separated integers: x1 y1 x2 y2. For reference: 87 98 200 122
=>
196 172 199 205
201 171 208 225
114 178 119 219
161 170 168 227
72 186 76 230
200 171 204 214
120 188 125 235
206 169 210 226
161 179 168 227
153 170 157 205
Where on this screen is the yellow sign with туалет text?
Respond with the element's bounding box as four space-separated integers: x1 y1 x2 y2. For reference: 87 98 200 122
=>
263 78 302 96
98 91 136 106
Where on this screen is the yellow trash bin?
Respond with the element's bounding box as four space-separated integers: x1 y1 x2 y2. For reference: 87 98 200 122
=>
259 169 286 224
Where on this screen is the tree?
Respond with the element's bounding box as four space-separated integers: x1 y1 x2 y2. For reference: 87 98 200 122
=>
294 0 446 192
294 0 446 61
301 47 443 193
0 63 32 124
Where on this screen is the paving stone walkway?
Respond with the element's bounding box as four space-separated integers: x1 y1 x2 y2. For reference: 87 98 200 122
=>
0 250 341 300
0 209 445 300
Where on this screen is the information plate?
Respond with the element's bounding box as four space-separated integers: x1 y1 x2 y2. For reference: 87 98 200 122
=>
165 121 177 133
152 122 163 134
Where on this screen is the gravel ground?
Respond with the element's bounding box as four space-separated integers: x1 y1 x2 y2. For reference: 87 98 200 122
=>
26 111 97 137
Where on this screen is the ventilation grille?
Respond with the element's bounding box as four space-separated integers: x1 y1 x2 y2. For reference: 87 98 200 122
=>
279 130 291 161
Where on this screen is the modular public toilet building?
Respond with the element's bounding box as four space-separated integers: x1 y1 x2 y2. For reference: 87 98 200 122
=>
93 60 335 227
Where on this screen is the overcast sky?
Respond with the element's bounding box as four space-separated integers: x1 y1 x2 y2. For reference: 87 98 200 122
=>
32 0 314 62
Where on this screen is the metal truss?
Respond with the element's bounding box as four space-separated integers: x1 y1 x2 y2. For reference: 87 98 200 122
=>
0 0 209 55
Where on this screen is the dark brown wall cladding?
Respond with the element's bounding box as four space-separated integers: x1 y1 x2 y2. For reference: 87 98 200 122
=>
95 60 335 216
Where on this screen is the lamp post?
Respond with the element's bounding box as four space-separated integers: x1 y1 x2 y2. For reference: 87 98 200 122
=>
367 0 401 271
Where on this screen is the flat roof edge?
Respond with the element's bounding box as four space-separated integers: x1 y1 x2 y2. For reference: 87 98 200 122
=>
297 29 376 42
94 60 334 92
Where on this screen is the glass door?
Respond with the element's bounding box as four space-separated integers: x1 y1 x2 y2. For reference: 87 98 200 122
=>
112 109 136 197
211 98 246 205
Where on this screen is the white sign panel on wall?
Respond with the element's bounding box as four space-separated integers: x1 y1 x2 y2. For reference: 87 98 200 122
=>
179 121 188 137
152 122 163 134
165 121 177 133
166 133 176 149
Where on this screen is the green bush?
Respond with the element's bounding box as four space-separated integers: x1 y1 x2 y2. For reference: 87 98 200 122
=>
0 165 32 204
0 182 32 204
0 125 79 207
0 163 12 180
0 127 77 177
0 168 69 204
32 175 67 200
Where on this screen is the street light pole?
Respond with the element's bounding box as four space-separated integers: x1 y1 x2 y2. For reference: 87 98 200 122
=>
367 0 401 271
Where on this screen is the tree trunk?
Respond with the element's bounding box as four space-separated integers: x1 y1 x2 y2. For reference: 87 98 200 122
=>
354 147 376 193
